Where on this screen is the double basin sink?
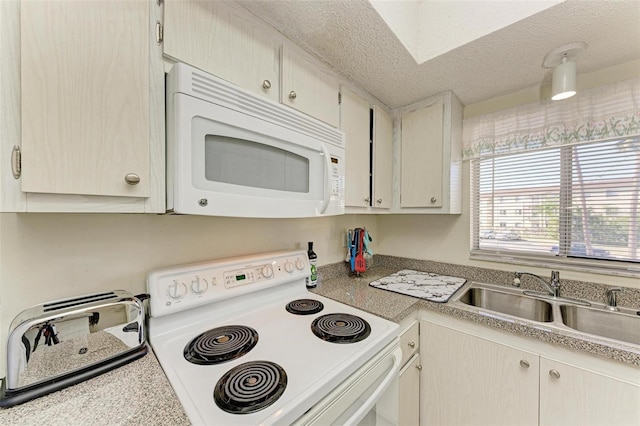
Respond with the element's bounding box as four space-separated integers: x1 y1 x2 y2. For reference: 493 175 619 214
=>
451 283 640 347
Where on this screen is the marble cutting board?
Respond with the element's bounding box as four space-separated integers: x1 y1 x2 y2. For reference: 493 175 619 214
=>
369 269 467 303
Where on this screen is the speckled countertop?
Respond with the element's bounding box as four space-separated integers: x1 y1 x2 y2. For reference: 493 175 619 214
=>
312 255 640 367
1 255 638 425
0 347 190 426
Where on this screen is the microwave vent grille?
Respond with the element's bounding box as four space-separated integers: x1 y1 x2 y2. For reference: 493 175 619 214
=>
189 71 343 148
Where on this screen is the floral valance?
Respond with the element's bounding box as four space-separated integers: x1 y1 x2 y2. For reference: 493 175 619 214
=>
462 77 640 160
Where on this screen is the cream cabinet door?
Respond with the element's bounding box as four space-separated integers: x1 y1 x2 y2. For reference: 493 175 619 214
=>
540 357 640 426
373 106 393 209
21 0 150 198
421 321 539 426
341 88 371 208
399 353 420 426
163 0 280 102
400 101 443 208
282 46 339 127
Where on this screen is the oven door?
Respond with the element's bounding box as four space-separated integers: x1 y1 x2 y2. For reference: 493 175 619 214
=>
294 341 402 426
168 92 345 218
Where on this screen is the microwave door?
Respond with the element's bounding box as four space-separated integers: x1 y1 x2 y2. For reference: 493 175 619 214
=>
188 115 333 217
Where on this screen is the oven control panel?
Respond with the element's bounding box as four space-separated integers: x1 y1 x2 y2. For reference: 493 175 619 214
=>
146 250 310 317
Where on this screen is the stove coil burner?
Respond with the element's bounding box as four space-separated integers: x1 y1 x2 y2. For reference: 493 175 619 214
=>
184 325 258 365
311 313 371 344
214 361 287 414
285 299 324 315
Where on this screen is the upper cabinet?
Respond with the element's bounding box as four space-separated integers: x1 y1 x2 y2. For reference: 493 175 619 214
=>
341 88 393 212
341 88 371 208
398 92 463 214
163 2 339 127
282 46 340 128
0 0 165 212
163 0 280 102
373 106 393 209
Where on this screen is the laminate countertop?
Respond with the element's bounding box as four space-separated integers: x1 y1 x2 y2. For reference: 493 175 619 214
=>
0 348 190 426
2 257 638 425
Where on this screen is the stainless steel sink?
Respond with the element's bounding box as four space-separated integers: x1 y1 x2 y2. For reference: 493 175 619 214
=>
560 304 640 346
458 286 554 322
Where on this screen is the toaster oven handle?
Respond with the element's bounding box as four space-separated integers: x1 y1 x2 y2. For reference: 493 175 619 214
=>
319 144 331 214
343 346 402 426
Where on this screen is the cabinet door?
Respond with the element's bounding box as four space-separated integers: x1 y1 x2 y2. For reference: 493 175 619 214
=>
399 353 420 426
373 106 393 209
341 88 371 207
282 46 339 127
163 0 279 102
400 101 443 208
21 0 149 198
421 321 538 426
540 357 640 426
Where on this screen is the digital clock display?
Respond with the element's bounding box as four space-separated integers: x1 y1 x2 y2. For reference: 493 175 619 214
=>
236 274 246 281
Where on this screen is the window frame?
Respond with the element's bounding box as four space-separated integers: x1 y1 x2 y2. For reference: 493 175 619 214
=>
470 138 640 278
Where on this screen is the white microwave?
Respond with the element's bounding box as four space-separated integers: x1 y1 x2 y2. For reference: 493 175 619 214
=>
166 63 345 218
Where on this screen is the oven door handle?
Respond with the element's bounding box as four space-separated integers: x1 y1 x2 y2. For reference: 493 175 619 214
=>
343 346 403 426
319 144 331 214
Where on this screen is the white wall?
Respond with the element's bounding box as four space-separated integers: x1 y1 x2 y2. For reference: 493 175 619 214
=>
0 212 376 376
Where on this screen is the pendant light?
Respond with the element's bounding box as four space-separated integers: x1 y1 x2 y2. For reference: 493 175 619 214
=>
543 42 587 101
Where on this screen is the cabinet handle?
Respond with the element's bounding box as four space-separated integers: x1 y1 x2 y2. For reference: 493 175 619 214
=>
364 197 370 204
519 359 530 368
262 80 272 90
408 341 416 348
430 197 437 203
289 91 297 100
376 198 382 204
124 173 140 185
549 370 561 379
416 364 422 371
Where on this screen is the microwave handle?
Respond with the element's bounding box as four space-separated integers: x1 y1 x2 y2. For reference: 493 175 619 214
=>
319 144 331 214
342 346 402 426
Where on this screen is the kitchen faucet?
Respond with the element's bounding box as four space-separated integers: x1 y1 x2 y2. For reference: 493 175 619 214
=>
513 270 561 297
605 287 623 311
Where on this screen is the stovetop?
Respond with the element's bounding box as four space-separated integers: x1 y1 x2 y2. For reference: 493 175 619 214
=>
146 250 398 425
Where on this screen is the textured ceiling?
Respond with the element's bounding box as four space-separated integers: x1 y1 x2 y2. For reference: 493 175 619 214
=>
237 0 640 109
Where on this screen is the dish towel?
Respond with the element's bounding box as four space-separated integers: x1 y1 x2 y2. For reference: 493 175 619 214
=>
369 269 467 303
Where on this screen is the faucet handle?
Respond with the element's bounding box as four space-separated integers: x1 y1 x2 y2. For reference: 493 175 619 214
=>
550 270 560 286
606 287 623 310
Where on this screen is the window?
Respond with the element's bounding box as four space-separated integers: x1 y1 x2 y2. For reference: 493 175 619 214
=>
472 136 640 265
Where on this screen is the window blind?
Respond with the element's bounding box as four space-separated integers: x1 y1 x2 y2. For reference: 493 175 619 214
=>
471 136 640 265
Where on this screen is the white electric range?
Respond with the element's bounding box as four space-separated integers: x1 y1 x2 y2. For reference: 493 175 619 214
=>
146 250 400 425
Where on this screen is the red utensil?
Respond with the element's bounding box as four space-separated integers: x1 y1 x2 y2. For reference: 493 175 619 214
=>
355 228 366 273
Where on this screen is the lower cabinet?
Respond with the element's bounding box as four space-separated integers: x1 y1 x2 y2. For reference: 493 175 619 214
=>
421 321 538 426
420 318 640 426
398 353 421 426
540 357 640 426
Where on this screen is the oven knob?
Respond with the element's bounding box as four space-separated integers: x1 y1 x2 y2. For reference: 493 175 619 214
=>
284 261 294 273
261 265 273 278
167 281 188 300
191 277 208 295
295 259 305 270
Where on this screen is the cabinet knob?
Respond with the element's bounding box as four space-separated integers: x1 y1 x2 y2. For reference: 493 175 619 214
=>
416 364 422 371
289 91 297 100
519 359 530 368
124 173 140 185
376 198 382 204
549 370 561 379
364 197 370 204
430 196 437 203
262 80 272 90
408 341 416 348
